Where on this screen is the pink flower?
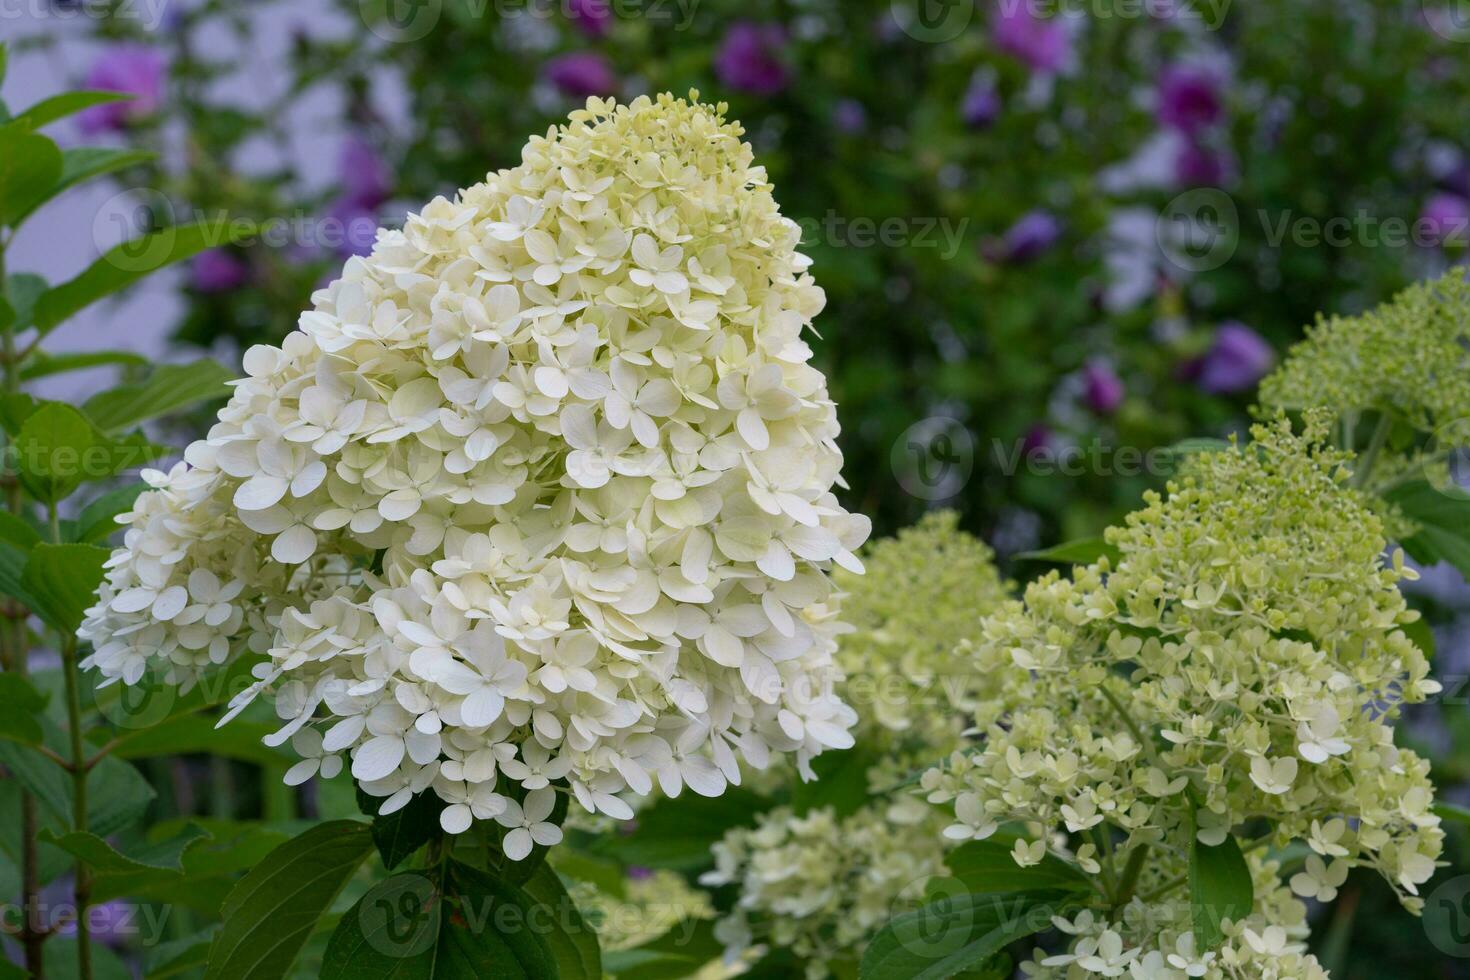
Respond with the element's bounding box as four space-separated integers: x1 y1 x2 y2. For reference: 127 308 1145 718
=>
1420 193 1470 248
1156 64 1225 135
1082 359 1125 414
991 2 1071 76
77 45 165 134
544 52 618 98
714 22 790 95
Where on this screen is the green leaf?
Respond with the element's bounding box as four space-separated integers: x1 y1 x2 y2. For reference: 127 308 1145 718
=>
21 348 150 382
320 861 558 979
520 864 601 980
1 272 47 332
549 848 627 899
860 890 1071 980
1015 537 1122 566
38 822 209 875
83 359 235 433
1156 437 1233 473
0 129 62 227
0 716 155 835
1434 801 1470 827
8 90 131 131
358 785 444 871
1189 832 1254 950
1385 481 1470 580
108 713 287 768
943 839 1091 895
0 672 46 745
14 402 99 502
0 510 40 550
0 541 37 613
21 543 109 634
0 389 38 434
791 744 877 820
13 147 154 225
73 482 146 543
1401 615 1435 659
32 220 257 336
602 919 722 979
44 937 132 980
204 820 374 980
146 930 221 979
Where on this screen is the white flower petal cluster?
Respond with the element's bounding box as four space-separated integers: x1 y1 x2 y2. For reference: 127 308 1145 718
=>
924 416 1444 909
80 92 869 842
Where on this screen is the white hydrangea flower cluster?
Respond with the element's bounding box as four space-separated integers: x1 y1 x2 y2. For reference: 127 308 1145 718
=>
1018 855 1327 980
924 416 1444 912
80 92 870 840
701 514 1012 975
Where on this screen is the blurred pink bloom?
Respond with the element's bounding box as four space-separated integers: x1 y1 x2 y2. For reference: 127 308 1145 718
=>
1156 63 1224 135
1174 138 1232 187
1421 192 1470 247
714 22 790 95
339 134 393 210
77 45 165 134
1195 322 1274 394
191 249 251 293
545 52 618 98
1082 359 1125 415
567 0 612 37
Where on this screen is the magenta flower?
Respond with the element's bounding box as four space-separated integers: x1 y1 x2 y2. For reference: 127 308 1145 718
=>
544 52 618 99
1156 64 1224 136
999 210 1062 263
339 134 393 211
714 22 790 95
77 45 165 134
1082 359 1125 415
1195 322 1274 394
961 73 1001 129
1174 138 1232 187
991 2 1071 76
191 249 251 293
1420 192 1470 248
567 0 612 38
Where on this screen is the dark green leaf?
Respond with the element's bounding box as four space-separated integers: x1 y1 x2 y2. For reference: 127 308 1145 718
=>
1 272 46 332
14 402 98 502
1015 537 1122 566
791 744 877 819
0 715 155 835
358 785 444 871
590 786 773 872
1434 801 1470 827
204 820 374 980
1189 832 1254 949
320 861 558 979
8 91 131 131
602 919 722 979
0 510 40 550
0 672 46 745
108 713 287 768
1385 481 1470 580
84 359 235 433
21 543 109 634
860 889 1071 980
0 541 36 613
146 930 221 979
20 348 150 382
943 839 1090 895
33 220 257 336
38 822 209 875
520 863 601 980
0 130 62 227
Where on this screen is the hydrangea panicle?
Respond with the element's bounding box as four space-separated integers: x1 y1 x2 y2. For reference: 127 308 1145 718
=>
81 92 870 847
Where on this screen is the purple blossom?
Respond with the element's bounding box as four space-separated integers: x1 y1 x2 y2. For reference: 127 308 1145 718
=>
998 210 1062 263
77 45 165 134
1420 192 1470 248
544 52 618 99
961 74 1001 129
567 0 612 38
1156 64 1224 136
191 249 250 293
338 134 393 211
832 99 868 135
1082 359 1125 415
1021 423 1054 457
327 200 382 258
1173 138 1232 187
991 2 1071 76
714 22 790 96
1195 322 1274 394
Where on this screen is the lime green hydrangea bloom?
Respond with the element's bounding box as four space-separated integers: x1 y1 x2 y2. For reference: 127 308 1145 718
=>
705 512 1010 976
925 415 1443 967
561 867 712 952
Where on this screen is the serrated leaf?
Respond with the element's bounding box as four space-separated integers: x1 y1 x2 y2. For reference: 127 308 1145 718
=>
20 348 150 382
8 90 131 131
83 359 235 433
21 542 108 634
38 823 209 875
1016 536 1121 566
0 129 62 227
320 861 558 979
860 890 1071 980
1189 833 1253 949
0 715 155 834
32 220 257 336
520 864 601 980
357 785 444 871
204 820 374 980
